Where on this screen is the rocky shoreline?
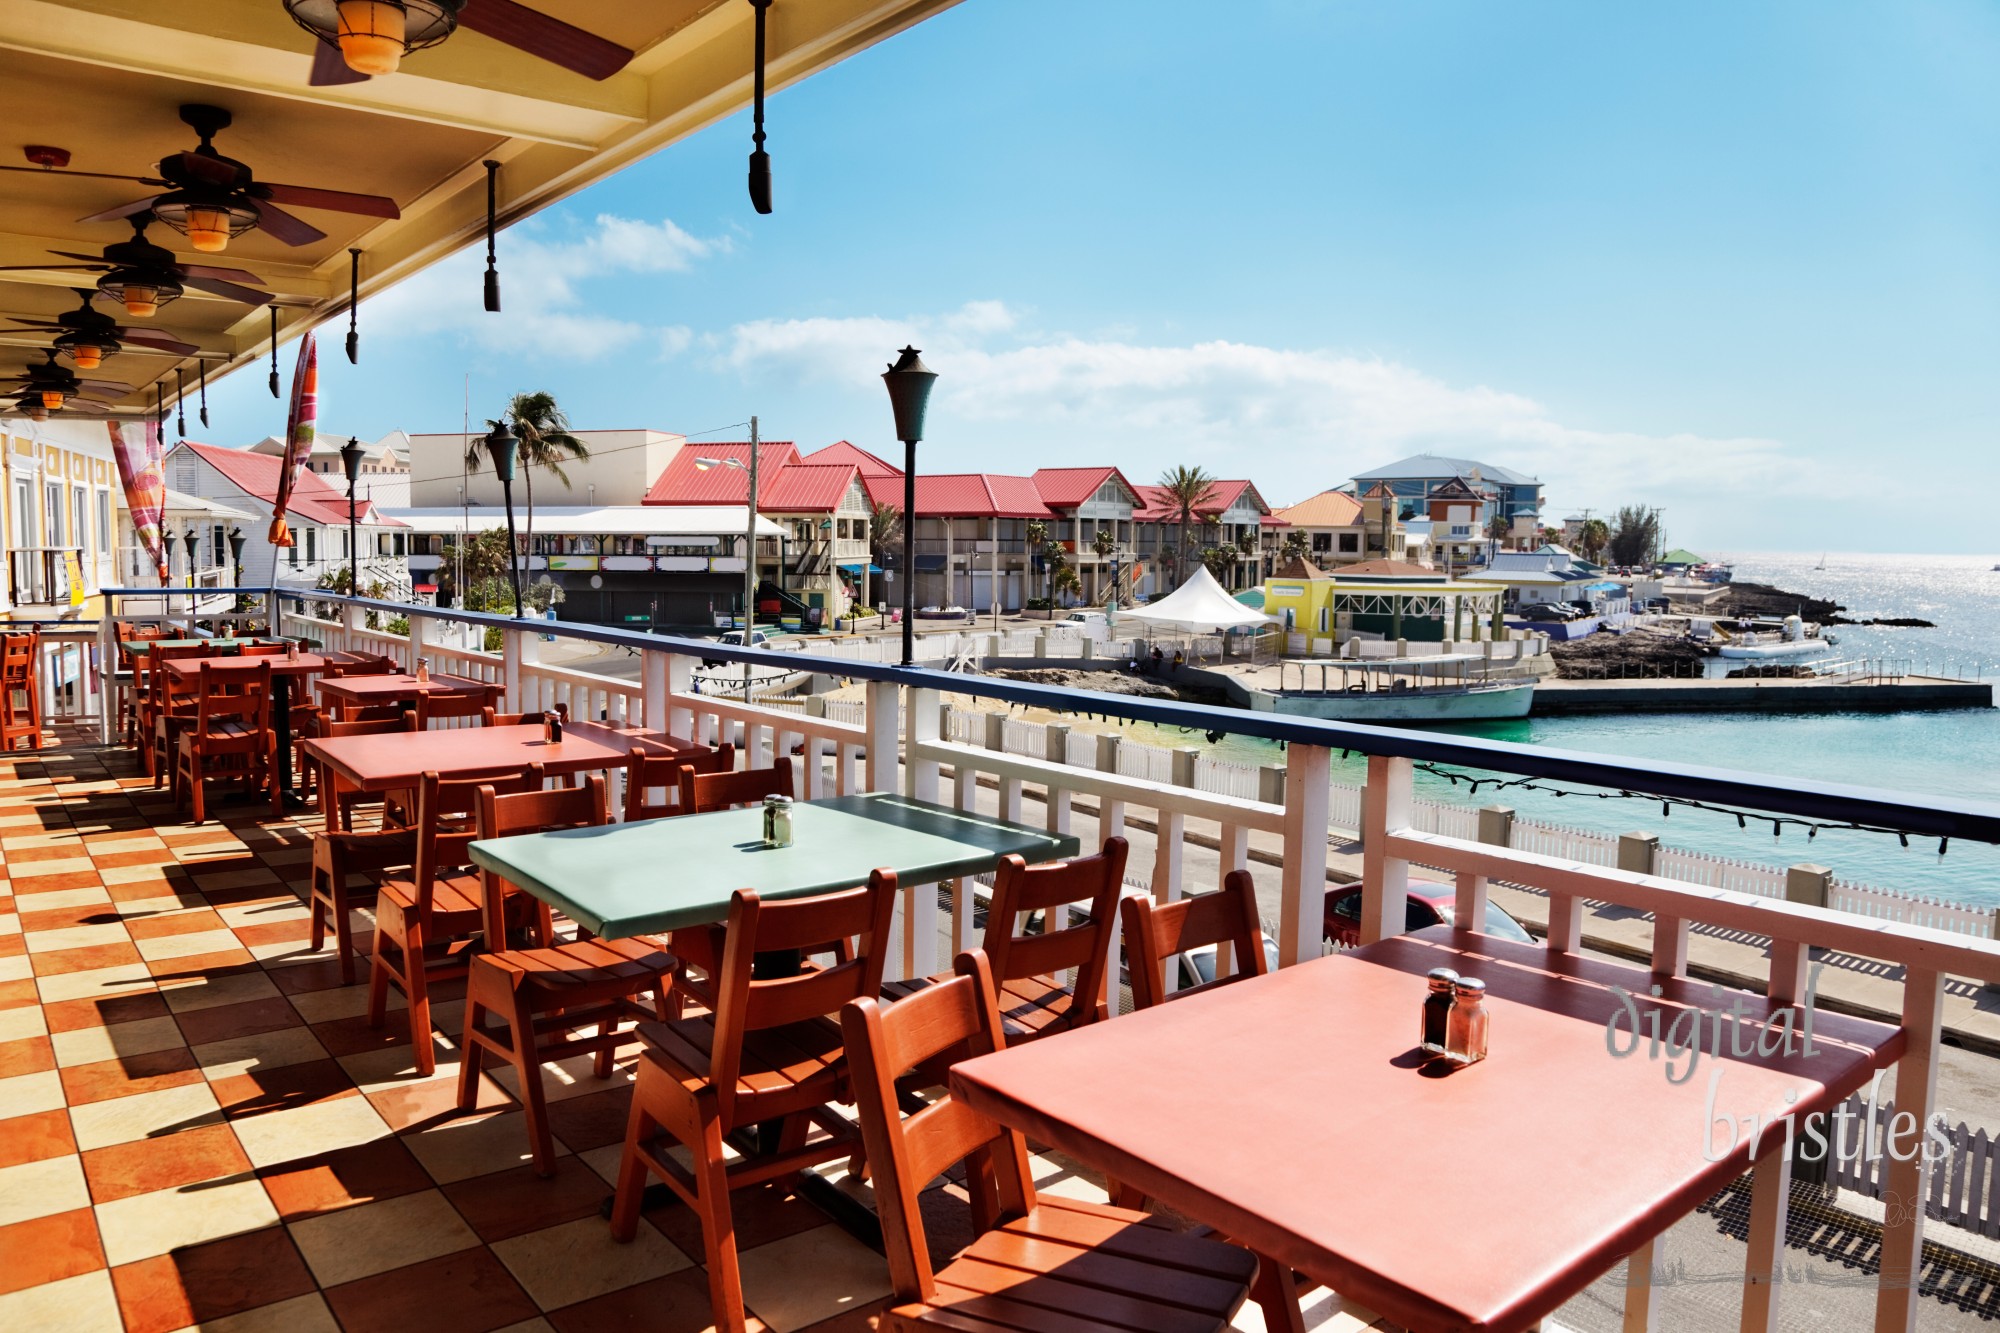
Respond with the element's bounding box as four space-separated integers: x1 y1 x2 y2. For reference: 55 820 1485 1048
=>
1715 581 1934 629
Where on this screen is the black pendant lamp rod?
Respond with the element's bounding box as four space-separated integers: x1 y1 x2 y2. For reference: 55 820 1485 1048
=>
748 0 773 214
483 160 502 312
267 306 279 397
197 360 208 428
346 249 361 364
155 382 164 431
175 367 185 437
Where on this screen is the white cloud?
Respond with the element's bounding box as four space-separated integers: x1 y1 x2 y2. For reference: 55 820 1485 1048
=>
707 301 1890 521
365 214 726 362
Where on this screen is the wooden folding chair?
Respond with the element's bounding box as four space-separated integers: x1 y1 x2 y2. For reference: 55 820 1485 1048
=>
174 661 280 823
677 756 794 814
609 873 898 1332
1121 867 1269 1010
624 742 734 822
367 765 539 1074
456 775 676 1174
146 644 215 784
0 631 41 753
415 690 488 729
884 837 1128 1053
841 949 1280 1333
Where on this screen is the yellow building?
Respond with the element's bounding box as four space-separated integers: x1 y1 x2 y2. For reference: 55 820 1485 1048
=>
1263 559 1507 655
1 419 122 621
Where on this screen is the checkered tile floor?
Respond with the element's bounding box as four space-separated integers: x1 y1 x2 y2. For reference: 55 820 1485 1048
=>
0 728 1387 1333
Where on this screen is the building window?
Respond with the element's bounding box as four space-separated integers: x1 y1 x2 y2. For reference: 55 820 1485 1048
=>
96 490 111 554
288 538 299 567
1338 533 1359 553
305 529 316 564
73 488 89 556
45 481 63 545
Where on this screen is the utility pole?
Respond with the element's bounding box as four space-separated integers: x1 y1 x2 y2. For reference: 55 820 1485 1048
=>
744 416 758 702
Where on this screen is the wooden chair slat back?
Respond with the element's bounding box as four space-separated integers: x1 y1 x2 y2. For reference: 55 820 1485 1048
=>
475 772 609 842
413 765 538 898
1120 867 1268 1010
235 643 290 657
321 715 418 739
625 743 733 821
708 872 897 1121
679 757 792 815
195 661 271 730
839 950 1036 1303
981 838 1127 1021
480 704 567 729
417 692 488 727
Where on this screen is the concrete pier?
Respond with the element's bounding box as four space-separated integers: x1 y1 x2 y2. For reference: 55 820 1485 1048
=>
1531 673 1992 714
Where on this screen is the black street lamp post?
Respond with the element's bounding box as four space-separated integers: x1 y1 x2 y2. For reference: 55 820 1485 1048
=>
484 421 524 618
881 346 936 667
340 436 364 596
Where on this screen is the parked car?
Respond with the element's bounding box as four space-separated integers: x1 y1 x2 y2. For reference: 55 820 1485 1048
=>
702 628 775 667
1322 881 1535 949
1056 609 1112 642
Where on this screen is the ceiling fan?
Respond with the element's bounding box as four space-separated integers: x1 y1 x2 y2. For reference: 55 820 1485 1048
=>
5 290 204 370
282 1 633 84
56 105 401 252
0 215 274 319
1 350 131 416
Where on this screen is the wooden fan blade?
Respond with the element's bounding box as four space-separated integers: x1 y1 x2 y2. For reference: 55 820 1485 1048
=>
168 151 243 189
0 165 166 185
4 320 68 329
176 263 264 284
250 200 326 247
181 273 273 306
255 181 400 219
74 379 133 394
0 265 105 273
54 400 113 413
116 331 201 355
49 252 118 264
460 0 634 80
310 41 371 86
75 197 159 225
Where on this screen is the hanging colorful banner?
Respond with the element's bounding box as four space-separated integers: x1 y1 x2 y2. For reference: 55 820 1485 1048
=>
268 330 317 548
106 419 168 583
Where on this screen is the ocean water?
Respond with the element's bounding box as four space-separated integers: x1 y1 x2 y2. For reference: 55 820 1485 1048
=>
1134 552 2000 907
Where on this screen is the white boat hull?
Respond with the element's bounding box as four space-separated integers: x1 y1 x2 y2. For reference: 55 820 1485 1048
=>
1715 639 1832 659
1264 679 1536 722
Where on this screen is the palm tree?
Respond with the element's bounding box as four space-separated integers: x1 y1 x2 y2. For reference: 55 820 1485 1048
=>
1157 465 1216 589
1281 528 1310 561
465 391 589 570
1577 517 1609 563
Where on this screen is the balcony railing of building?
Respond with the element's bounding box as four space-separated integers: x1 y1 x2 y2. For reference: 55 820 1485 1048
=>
42 584 2000 1333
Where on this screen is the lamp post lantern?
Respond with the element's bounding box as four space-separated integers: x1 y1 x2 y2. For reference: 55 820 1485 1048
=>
695 417 762 701
881 346 936 666
484 421 524 618
340 435 364 596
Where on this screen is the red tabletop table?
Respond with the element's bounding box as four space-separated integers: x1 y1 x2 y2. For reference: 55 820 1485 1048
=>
315 670 500 719
166 651 369 803
948 927 1904 1333
300 721 642 794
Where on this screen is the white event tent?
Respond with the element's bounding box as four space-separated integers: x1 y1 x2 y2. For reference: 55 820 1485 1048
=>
1119 567 1276 633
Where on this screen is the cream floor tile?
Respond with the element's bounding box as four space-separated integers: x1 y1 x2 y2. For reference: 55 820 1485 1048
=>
576 1142 625 1186
230 1090 391 1169
114 893 206 919
246 938 330 968
0 1003 49 1042
24 922 130 954
0 1068 66 1119
286 1188 479 1288
133 928 242 962
192 1025 330 1080
490 1213 691 1312
68 1080 224 1151
0 954 31 983
168 1293 342 1333
1228 1288 1378 1332
189 868 282 891
87 834 168 854
285 983 402 1025
1031 1157 1112 1205
94 1173 282 1267
0 1152 90 1227
11 883 112 912
0 911 19 935
401 1109 571 1185
215 900 313 929
337 1037 456 1094
735 1223 894 1332
98 862 182 887
50 1014 187 1068
9 856 97 881
36 961 155 1006
0 1268 124 1333
486 1050 639 1106
159 967 281 1013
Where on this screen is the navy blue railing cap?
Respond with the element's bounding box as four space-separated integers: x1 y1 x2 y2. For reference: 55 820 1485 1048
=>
99 586 2000 844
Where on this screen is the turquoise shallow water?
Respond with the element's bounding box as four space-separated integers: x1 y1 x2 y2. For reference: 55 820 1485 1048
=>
1129 552 2000 907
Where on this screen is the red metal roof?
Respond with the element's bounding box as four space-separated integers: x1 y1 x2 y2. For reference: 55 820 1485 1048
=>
178 441 404 528
861 473 1053 519
757 463 861 513
1029 466 1143 510
642 442 800 505
802 439 902 478
1130 479 1267 522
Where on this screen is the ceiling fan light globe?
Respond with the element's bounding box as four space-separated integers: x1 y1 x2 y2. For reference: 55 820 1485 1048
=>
120 286 159 318
25 404 48 422
183 206 232 252
40 390 65 410
338 1 408 75
69 346 104 370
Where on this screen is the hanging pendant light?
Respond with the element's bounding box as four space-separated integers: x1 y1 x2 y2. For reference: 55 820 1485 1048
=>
282 0 461 78
198 360 209 428
151 191 259 254
98 268 180 318
346 248 362 363
268 306 280 398
482 160 501 311
747 0 774 214
54 331 117 370
176 367 187 437
40 389 65 410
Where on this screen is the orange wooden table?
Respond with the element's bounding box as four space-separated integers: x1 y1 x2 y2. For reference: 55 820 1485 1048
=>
948 928 1905 1333
165 651 369 803
315 670 500 719
300 721 640 794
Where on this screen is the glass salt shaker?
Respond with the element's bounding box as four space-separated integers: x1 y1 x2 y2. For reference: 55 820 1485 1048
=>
415 657 430 684
762 794 793 848
1420 967 1459 1055
286 638 299 661
1445 976 1490 1066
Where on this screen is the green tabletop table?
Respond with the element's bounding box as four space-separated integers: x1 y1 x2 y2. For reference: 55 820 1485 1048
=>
121 636 288 654
467 791 1081 942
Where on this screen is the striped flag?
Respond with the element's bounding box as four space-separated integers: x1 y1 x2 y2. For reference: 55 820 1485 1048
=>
268 331 317 547
106 419 168 582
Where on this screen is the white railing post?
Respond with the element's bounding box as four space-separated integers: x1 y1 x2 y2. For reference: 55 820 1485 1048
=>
96 615 115 744
407 611 427 676
1876 966 1944 1333
905 687 941 804
1358 754 1412 948
1095 734 1126 840
502 623 538 710
341 598 362 653
864 680 899 794
1278 742 1333 966
642 649 668 733
897 686 943 980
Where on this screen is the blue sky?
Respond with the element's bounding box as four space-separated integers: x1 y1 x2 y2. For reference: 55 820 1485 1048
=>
207 0 2000 553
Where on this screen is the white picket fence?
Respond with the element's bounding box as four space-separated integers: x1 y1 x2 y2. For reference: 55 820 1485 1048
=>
1824 1094 2000 1240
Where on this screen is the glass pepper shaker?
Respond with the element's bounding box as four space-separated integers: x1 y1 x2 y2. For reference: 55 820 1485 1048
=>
762 794 793 848
1420 967 1459 1055
1445 976 1490 1066
415 657 430 684
546 710 563 743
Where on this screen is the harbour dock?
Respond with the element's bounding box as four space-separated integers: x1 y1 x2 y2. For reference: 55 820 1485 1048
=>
1533 672 1992 714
